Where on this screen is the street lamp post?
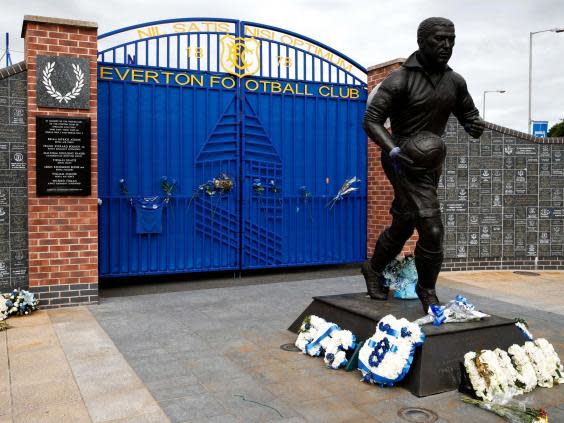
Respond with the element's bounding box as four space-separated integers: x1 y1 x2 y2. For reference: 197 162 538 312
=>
482 90 506 121
528 27 564 134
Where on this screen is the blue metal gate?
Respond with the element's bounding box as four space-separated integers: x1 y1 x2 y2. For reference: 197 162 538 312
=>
97 19 367 277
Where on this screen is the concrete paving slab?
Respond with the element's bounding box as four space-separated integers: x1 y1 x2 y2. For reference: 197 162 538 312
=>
5 312 50 328
0 390 10 417
104 410 170 423
74 369 145 399
6 324 59 356
83 388 164 423
10 376 82 416
295 398 376 422
49 307 170 423
214 394 301 422
146 379 206 403
158 394 229 422
12 399 92 423
9 351 73 388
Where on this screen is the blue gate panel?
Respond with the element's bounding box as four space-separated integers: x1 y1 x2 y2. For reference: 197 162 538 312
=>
242 81 367 268
98 69 240 276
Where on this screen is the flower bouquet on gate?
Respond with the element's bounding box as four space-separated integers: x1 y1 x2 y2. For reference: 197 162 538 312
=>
295 315 357 369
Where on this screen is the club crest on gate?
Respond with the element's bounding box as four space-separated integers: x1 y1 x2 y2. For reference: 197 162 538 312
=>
220 35 261 78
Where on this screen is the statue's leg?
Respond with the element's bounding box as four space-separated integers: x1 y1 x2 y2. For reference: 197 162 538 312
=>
414 215 444 313
362 215 415 300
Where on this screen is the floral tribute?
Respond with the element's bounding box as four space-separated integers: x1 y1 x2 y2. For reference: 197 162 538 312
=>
463 339 564 402
1 289 39 325
357 315 425 386
295 315 356 369
382 255 418 300
326 176 360 209
462 397 548 423
515 318 534 341
414 295 489 326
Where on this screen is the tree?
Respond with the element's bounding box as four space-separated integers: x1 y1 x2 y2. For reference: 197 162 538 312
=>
548 119 564 137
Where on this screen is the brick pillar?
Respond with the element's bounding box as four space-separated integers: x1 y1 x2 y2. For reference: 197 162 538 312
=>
23 16 98 307
366 58 418 258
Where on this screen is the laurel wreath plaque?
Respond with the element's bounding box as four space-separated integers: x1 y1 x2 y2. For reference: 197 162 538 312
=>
42 62 85 103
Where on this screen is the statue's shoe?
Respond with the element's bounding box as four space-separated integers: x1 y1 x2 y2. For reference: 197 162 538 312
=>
361 260 388 300
415 284 440 314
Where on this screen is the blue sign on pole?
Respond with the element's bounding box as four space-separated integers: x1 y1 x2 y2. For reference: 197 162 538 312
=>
532 121 549 138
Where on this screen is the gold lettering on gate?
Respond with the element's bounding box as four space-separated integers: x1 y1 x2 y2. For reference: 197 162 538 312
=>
219 35 261 78
277 56 293 67
186 47 205 58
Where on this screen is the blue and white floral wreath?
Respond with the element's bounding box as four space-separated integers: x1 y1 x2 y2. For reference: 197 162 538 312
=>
358 314 425 386
295 315 357 369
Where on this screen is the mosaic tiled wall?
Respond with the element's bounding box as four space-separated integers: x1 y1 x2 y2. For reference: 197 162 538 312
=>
0 64 28 291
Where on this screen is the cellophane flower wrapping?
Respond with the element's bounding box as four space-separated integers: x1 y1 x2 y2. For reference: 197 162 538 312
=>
2 289 39 321
382 256 418 300
414 295 489 326
357 314 425 386
295 315 356 369
462 397 549 423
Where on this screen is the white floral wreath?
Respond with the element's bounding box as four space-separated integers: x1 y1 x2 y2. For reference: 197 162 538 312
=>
42 62 85 103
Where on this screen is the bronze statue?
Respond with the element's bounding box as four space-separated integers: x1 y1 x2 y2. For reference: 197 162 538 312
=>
362 17 484 313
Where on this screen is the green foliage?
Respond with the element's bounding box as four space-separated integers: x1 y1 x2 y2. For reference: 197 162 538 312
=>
548 119 564 137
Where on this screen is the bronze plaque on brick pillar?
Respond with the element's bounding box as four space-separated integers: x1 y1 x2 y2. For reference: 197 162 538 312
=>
36 117 91 196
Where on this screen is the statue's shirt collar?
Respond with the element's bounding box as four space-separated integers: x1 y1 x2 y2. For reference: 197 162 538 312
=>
402 52 452 74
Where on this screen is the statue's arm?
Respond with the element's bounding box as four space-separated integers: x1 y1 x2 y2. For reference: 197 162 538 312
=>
363 74 414 164
363 119 397 153
363 75 401 153
453 74 484 139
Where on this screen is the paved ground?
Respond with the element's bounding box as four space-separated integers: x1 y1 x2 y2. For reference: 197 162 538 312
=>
1 269 563 422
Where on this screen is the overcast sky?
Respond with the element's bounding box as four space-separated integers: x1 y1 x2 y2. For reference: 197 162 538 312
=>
2 0 563 132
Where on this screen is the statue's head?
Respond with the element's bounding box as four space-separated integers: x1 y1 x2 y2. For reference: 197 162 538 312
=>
417 17 455 70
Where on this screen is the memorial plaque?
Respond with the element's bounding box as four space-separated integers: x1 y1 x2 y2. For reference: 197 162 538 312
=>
36 116 91 196
0 205 8 225
36 56 90 109
457 233 468 245
0 143 8 169
468 245 479 258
